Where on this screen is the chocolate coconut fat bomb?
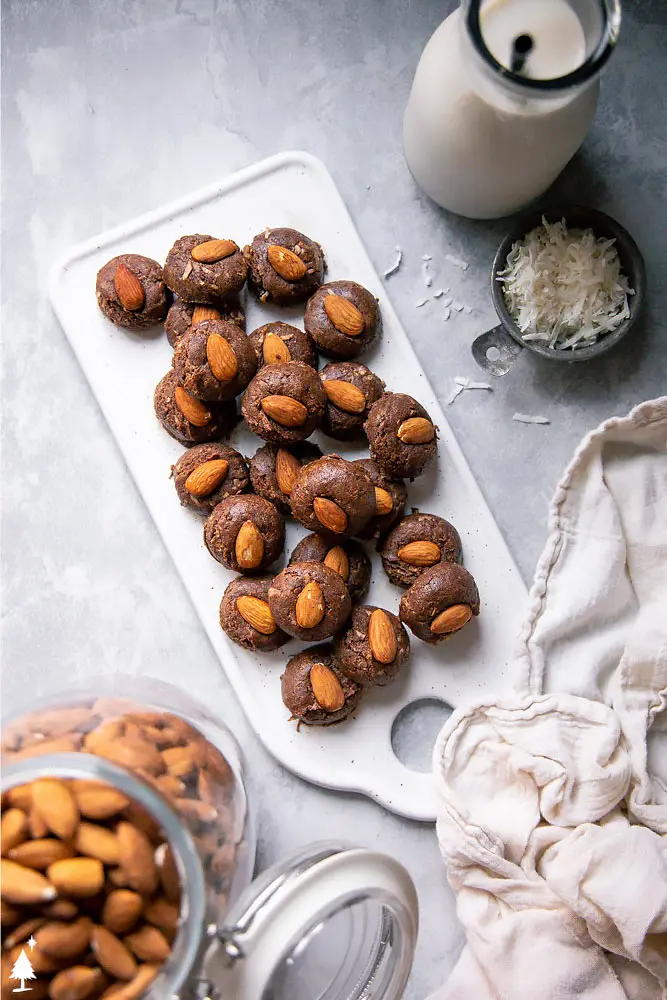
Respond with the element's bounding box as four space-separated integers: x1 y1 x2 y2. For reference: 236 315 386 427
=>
399 562 480 643
305 280 381 360
219 575 290 652
364 392 438 480
334 605 410 687
163 235 247 304
244 227 325 305
281 645 361 726
173 320 258 402
319 362 385 441
381 513 462 588
247 321 317 371
96 254 171 330
154 370 237 446
204 495 285 574
268 562 351 642
242 362 327 444
289 456 376 539
172 444 249 515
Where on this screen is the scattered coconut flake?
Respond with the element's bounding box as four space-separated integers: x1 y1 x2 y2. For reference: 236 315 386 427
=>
453 301 465 312
448 377 493 405
464 305 472 314
415 298 428 308
513 413 550 425
433 289 445 298
443 307 451 321
422 260 433 288
441 296 453 308
497 216 634 350
383 245 403 278
422 253 432 261
446 253 470 271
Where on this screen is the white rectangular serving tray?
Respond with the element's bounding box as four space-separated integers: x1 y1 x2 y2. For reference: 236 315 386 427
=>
50 151 526 822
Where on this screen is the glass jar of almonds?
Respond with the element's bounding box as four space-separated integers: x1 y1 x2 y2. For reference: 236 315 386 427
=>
2 678 418 1000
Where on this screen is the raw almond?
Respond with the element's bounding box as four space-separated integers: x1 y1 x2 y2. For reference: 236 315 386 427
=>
397 540 440 567
191 305 221 324
42 899 79 920
124 924 170 963
121 802 162 846
309 664 345 713
368 609 397 664
235 520 264 570
174 387 212 428
71 782 129 820
153 774 186 799
143 897 179 934
206 332 238 381
28 805 49 839
161 742 204 778
106 963 158 999
313 497 348 534
31 777 80 840
263 331 291 364
91 925 138 980
116 823 158 896
1 898 21 925
174 798 217 824
324 294 364 336
267 244 307 281
155 844 180 904
88 734 165 777
114 263 145 312
3 916 46 950
0 859 56 904
102 891 143 936
4 784 33 812
396 416 435 444
47 857 105 898
295 581 326 629
323 379 366 414
184 458 229 497
275 448 301 495
9 838 74 870
190 238 238 263
260 394 308 427
430 603 473 635
36 916 92 959
49 966 105 1000
374 487 393 516
1 807 28 853
323 545 350 581
235 595 277 635
75 823 121 866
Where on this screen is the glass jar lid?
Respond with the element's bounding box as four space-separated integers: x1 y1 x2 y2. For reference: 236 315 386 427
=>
200 842 419 1000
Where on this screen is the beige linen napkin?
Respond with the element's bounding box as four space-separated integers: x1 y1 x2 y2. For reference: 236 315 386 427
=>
431 397 667 1000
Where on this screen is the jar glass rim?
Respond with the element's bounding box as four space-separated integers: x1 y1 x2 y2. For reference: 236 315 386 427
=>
463 0 622 95
1 752 206 1000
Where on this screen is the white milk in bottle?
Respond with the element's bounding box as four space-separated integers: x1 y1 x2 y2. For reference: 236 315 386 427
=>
403 0 621 219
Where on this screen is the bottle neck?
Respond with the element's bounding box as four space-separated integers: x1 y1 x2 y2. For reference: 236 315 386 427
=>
459 0 619 114
2 752 207 1000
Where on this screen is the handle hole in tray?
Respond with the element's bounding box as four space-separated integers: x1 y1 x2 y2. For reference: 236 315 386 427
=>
391 698 454 773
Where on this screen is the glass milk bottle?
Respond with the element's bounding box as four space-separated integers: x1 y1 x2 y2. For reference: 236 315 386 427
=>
403 0 621 219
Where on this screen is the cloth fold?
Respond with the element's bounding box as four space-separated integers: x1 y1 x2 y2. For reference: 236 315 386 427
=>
431 397 667 1000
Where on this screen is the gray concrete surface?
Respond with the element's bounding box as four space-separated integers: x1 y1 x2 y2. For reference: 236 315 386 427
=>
2 1 666 996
